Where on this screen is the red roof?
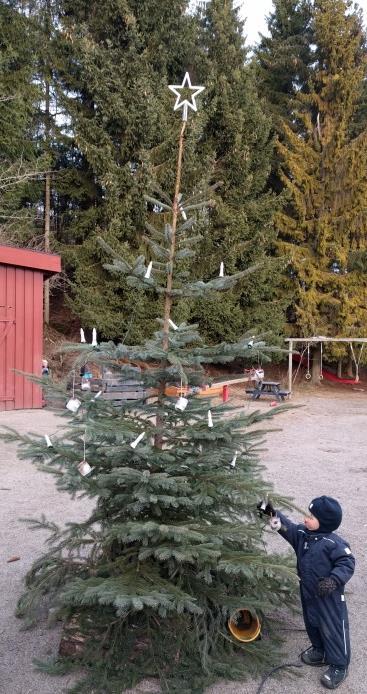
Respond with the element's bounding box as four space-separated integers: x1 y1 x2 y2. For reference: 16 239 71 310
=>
0 245 61 276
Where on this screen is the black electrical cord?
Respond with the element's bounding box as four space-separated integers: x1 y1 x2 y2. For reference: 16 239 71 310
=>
256 660 304 694
255 645 311 694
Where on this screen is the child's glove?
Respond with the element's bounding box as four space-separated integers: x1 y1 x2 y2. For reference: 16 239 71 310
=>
256 499 275 518
317 577 338 598
269 515 282 531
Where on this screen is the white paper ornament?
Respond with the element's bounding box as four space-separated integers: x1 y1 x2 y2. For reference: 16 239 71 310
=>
219 262 224 278
80 328 86 343
92 328 98 346
81 380 91 391
44 435 53 448
130 431 145 449
93 390 103 400
169 319 178 330
145 261 153 279
175 396 188 412
78 461 92 477
230 451 238 468
208 410 213 428
66 397 81 413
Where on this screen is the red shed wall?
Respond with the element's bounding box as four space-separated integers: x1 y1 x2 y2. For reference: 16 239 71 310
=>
0 264 43 410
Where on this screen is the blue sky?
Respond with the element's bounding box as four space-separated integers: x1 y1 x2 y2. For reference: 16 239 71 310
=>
239 0 367 46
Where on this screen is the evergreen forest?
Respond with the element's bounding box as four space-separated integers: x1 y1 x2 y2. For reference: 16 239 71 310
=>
2 0 367 350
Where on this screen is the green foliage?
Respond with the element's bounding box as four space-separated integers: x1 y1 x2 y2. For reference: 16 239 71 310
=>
188 0 286 344
275 0 367 352
255 0 314 126
6 350 297 691
2 172 298 691
55 0 200 339
0 2 40 245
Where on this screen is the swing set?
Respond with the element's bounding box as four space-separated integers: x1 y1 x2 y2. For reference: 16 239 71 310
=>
285 337 367 396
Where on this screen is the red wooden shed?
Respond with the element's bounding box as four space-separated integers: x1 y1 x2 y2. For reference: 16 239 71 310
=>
0 245 61 411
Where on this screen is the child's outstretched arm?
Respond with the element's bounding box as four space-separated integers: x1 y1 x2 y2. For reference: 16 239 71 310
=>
276 510 304 551
257 500 301 551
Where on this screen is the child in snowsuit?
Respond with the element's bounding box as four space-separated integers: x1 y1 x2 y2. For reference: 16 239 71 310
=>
258 496 355 690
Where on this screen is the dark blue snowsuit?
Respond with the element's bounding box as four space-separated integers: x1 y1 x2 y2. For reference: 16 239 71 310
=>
277 512 355 668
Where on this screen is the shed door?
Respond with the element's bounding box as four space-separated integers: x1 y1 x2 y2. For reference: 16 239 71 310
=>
0 265 16 411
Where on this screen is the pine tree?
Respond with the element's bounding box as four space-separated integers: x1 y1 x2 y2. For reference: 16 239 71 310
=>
255 0 313 126
188 0 286 344
0 0 71 271
276 0 367 359
1 84 298 693
0 2 40 245
56 0 200 341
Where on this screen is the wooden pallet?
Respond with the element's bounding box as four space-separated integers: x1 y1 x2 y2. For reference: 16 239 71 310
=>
103 378 148 401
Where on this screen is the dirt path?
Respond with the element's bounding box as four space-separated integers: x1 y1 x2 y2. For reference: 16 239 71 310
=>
0 390 366 693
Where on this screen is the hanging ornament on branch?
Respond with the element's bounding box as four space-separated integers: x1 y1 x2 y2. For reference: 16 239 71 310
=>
91 328 98 347
78 430 93 477
78 460 92 477
66 371 81 413
219 262 224 278
175 379 188 411
80 328 86 344
175 395 188 412
208 410 213 428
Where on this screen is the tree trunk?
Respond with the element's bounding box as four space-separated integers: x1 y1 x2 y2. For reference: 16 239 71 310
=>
347 357 354 378
44 76 51 325
337 359 342 379
311 348 321 384
44 170 51 325
43 0 52 326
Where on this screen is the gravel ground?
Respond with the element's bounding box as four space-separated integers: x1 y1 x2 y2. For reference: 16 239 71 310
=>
0 388 366 694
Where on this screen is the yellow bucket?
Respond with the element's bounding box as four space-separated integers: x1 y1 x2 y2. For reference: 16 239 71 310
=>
228 608 261 643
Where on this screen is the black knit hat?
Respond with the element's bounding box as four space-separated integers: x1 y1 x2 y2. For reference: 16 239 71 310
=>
308 496 342 533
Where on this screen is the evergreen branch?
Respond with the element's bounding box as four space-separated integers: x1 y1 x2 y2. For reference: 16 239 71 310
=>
144 195 172 212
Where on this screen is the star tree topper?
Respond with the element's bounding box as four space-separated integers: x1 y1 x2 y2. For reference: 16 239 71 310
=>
168 72 205 121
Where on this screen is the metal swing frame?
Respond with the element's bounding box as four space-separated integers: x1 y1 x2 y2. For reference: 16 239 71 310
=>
285 337 367 397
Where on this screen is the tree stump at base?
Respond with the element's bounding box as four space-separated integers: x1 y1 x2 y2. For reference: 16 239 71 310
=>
58 616 86 658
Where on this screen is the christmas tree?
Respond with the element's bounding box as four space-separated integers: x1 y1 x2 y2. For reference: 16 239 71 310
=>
2 76 298 693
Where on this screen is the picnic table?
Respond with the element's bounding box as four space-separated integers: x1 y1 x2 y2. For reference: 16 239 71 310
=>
246 380 289 402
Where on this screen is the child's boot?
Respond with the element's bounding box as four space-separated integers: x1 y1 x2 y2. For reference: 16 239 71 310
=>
301 646 326 666
320 666 348 689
